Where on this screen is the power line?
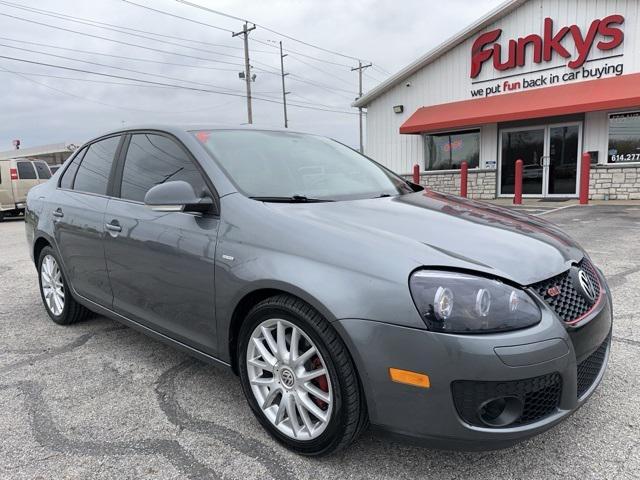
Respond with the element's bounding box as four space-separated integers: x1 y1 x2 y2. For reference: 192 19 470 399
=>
0 0 247 51
0 42 246 94
121 0 233 33
286 73 357 97
1 68 282 96
251 37 353 68
0 65 241 114
0 11 245 67
371 64 391 76
0 54 361 116
286 53 355 89
0 5 248 62
289 93 349 111
0 36 241 72
0 0 279 55
0 7 358 102
175 0 365 62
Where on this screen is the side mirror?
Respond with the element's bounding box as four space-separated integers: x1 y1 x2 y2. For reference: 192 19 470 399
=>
144 180 214 214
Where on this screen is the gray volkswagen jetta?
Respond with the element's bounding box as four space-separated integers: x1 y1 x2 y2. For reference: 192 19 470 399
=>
25 125 612 456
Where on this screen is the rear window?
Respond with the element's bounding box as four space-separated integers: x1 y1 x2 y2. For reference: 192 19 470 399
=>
16 161 37 179
33 161 51 179
73 136 121 195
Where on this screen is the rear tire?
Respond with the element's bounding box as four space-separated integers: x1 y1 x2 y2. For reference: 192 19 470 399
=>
238 294 367 456
37 246 90 325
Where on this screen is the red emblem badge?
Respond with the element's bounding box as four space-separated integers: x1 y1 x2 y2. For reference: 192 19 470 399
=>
547 286 561 297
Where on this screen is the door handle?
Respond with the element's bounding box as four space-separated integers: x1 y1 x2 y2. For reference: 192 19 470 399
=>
53 208 64 218
105 222 122 233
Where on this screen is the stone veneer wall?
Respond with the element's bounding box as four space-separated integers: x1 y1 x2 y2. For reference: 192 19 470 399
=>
589 164 640 200
403 169 497 200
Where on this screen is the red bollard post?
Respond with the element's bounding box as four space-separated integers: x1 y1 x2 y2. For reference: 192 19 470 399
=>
460 161 468 198
412 164 420 184
513 159 523 205
579 152 591 205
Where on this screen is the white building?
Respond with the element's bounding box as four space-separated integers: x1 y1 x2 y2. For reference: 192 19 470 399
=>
355 0 640 200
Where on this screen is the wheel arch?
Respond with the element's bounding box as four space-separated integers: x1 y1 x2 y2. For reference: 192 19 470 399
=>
226 283 338 375
33 233 55 266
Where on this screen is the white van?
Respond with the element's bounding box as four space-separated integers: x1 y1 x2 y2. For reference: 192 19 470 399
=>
0 158 52 220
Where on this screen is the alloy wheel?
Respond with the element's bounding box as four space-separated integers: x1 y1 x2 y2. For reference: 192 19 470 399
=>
41 254 65 316
246 318 333 441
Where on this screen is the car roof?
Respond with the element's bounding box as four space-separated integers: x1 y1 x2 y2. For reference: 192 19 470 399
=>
96 123 309 139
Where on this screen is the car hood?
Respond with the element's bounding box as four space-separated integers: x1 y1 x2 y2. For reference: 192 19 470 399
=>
264 190 583 286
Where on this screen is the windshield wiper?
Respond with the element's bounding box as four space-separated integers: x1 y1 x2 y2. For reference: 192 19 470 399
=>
249 195 334 203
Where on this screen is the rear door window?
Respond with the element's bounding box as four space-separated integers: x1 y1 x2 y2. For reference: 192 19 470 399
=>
120 133 207 203
16 161 37 179
73 136 121 195
33 161 51 179
60 148 86 189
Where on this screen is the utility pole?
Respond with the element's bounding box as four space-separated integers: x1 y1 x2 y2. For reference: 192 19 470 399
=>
279 41 290 128
352 60 372 153
232 22 256 124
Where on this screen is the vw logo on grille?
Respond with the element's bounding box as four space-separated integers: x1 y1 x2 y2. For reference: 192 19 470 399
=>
577 269 597 303
279 368 295 388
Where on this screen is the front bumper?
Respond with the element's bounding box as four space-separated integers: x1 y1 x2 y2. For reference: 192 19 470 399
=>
334 292 612 450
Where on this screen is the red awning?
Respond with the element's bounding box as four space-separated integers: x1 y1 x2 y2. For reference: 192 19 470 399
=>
400 73 640 134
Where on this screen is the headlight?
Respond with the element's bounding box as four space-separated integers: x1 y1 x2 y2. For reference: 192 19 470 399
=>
409 271 541 333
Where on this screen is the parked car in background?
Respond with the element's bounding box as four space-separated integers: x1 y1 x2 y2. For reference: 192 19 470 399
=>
25 125 612 456
0 158 51 220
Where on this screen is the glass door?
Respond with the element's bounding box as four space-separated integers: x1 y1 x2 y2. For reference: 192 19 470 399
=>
499 122 581 197
546 123 580 196
499 127 545 196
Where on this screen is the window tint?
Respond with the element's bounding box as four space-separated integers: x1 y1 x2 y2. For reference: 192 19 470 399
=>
60 148 86 189
120 133 207 202
73 136 121 195
16 161 37 179
33 161 51 179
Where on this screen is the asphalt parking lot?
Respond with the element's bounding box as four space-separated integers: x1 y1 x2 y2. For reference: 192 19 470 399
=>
1 205 639 480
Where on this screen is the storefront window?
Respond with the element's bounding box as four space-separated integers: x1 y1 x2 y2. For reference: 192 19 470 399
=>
608 112 640 163
424 130 480 170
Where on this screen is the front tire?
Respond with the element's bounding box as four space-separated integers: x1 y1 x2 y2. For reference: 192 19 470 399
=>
37 246 90 325
238 295 367 456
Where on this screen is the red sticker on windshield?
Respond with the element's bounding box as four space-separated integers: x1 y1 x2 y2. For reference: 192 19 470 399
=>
195 131 211 143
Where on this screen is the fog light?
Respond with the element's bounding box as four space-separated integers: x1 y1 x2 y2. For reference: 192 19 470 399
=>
477 396 523 427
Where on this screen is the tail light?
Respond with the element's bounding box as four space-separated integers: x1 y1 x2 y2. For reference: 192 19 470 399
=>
10 167 18 180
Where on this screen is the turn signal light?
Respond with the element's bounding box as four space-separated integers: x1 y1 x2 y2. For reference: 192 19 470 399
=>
10 167 18 180
389 368 430 388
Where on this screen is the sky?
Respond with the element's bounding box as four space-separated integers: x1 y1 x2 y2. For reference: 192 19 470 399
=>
0 0 505 151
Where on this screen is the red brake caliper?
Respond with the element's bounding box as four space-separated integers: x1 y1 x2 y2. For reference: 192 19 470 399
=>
311 356 329 409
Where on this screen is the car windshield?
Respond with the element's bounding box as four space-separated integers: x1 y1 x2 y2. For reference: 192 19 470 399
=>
193 129 414 201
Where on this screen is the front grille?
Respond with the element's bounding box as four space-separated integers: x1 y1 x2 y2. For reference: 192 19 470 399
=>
530 258 601 323
576 335 610 398
451 373 562 428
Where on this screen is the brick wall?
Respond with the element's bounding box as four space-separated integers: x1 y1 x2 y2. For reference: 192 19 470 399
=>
403 169 497 199
589 165 640 200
